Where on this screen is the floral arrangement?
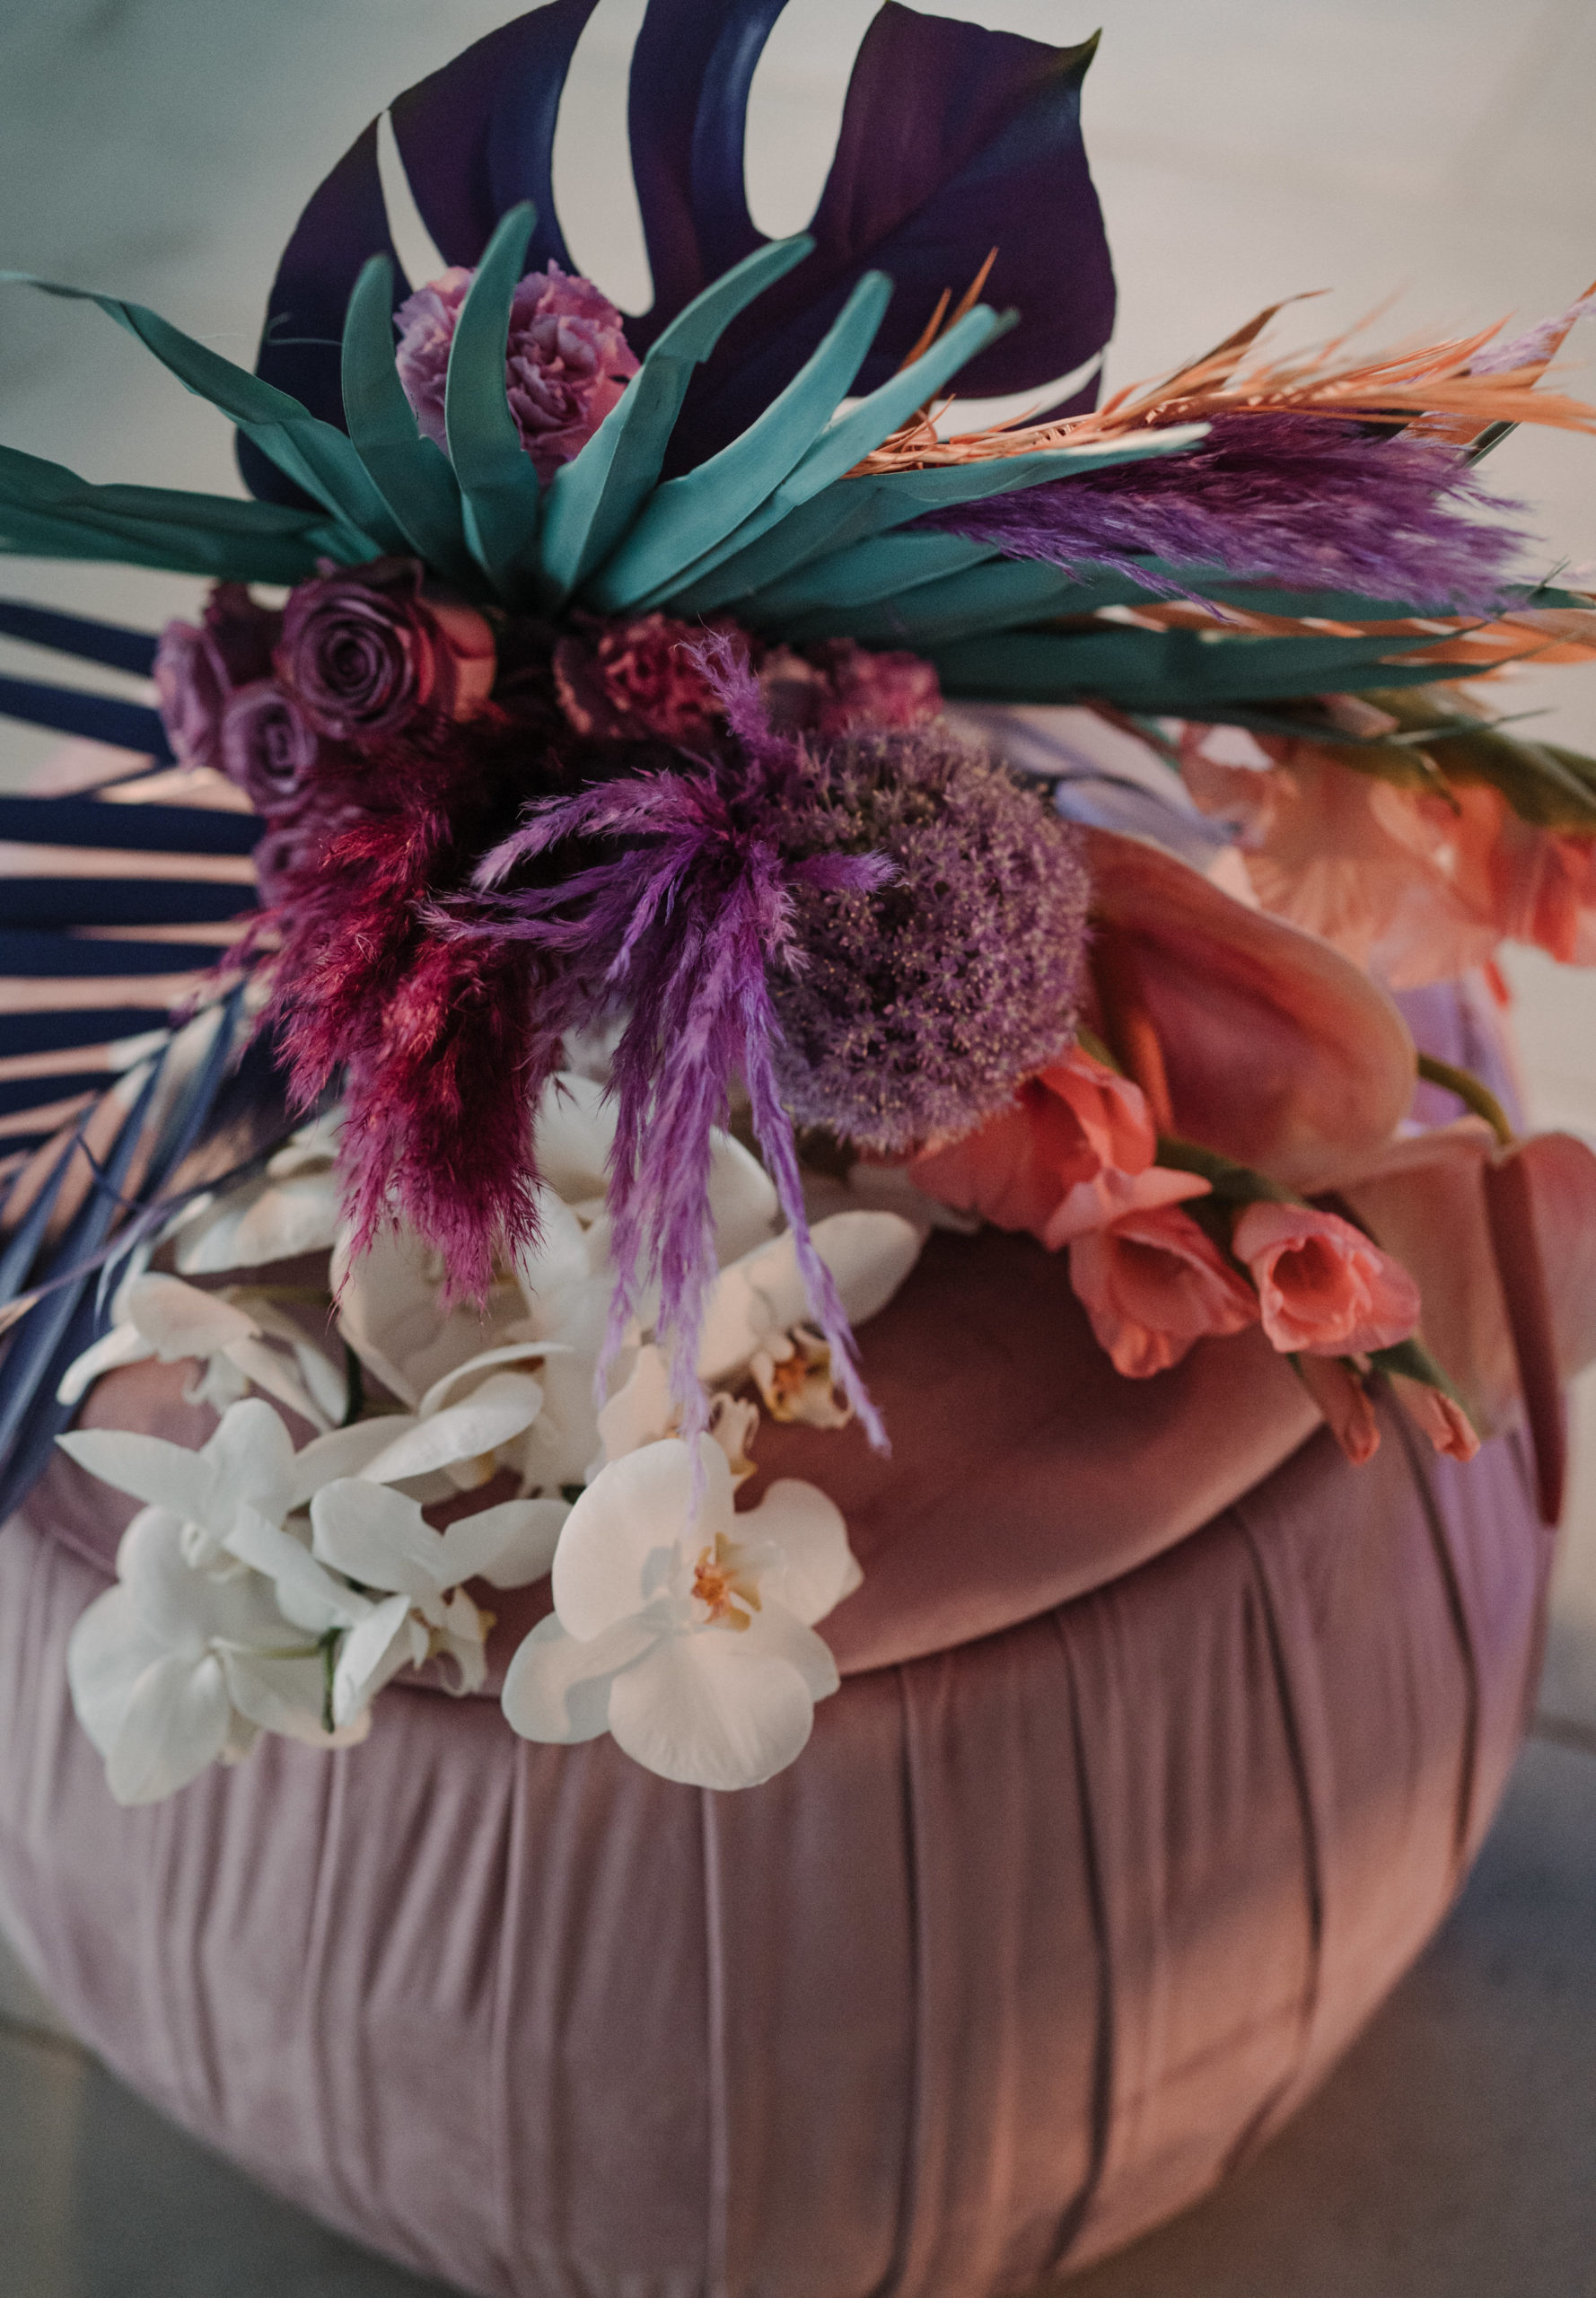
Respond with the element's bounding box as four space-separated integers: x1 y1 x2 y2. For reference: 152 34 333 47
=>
4 1 1596 1799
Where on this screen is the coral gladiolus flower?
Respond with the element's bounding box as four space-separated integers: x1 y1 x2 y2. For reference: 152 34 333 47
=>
1232 1200 1420 1356
1068 1203 1259 1377
908 1044 1206 1245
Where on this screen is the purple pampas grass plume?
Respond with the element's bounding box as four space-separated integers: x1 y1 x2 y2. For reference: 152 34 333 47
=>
467 635 893 1452
918 413 1530 615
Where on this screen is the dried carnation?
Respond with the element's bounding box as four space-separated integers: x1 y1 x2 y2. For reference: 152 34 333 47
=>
766 725 1091 1150
396 261 638 484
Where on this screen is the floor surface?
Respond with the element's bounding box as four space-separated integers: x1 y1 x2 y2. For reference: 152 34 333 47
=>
4 3 1596 2291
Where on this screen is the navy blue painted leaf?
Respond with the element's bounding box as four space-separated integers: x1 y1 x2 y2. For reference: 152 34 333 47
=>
0 677 171 760
0 601 156 677
0 996 293 1521
0 1056 167 1476
660 6 1118 469
0 931 230 981
0 794 259 855
0 879 254 930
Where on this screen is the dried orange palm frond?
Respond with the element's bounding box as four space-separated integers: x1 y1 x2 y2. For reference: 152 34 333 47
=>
850 297 1596 476
1107 595 1596 673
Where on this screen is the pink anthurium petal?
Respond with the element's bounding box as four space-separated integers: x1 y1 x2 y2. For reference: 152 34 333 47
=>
1082 826 1416 1191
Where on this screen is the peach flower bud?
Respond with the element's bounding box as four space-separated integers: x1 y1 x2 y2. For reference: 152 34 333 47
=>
1232 1200 1420 1356
1067 1202 1259 1379
1389 1373 1480 1463
1296 1353 1381 1466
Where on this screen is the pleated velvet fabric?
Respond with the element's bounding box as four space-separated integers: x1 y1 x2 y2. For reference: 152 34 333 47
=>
0 1394 1548 2298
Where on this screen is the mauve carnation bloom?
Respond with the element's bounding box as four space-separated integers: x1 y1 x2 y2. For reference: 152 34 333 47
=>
276 559 496 741
1231 1199 1420 1356
810 641 942 738
219 681 321 815
908 1045 1207 1247
395 260 638 484
758 642 941 740
553 613 730 741
1069 1202 1258 1378
767 725 1091 1150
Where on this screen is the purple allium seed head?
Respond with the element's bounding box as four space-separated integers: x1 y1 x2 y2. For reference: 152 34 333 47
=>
766 724 1091 1151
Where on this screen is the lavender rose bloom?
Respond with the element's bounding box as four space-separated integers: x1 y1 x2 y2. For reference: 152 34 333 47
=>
219 680 321 816
154 585 285 772
275 559 496 741
153 622 230 771
396 260 638 484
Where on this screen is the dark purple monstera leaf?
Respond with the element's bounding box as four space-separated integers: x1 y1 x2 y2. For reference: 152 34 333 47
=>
241 0 1116 500
659 4 1116 466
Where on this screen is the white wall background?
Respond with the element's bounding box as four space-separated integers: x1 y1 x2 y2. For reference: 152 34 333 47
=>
3 0 1595 1715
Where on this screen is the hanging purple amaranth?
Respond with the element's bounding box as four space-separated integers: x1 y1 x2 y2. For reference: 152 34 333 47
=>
917 412 1530 615
469 636 894 1451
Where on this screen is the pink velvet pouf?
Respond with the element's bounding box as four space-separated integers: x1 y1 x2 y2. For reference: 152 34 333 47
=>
0 1232 1550 2298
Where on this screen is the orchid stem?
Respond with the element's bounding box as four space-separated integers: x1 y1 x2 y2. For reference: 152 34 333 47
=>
1416 1053 1513 1148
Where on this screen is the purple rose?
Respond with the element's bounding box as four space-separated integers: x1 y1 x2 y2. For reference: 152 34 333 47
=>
275 559 496 741
395 260 638 485
153 620 230 771
219 680 321 815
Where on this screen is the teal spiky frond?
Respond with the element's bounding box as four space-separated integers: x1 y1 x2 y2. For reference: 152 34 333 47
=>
4 220 1578 726
0 213 1200 631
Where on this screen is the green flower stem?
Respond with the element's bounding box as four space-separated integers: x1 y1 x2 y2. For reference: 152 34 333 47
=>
1416 1052 1514 1148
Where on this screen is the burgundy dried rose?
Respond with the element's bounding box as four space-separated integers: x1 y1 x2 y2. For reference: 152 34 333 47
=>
275 560 496 741
153 620 230 771
813 641 941 737
219 681 322 816
202 583 281 685
395 260 638 485
754 642 941 740
554 613 735 742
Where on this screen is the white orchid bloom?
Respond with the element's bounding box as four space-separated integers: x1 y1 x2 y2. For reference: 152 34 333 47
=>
309 1478 569 1724
501 1437 859 1790
532 1072 778 1263
57 1271 346 1431
696 1210 922 1389
174 1111 344 1275
59 1397 565 1800
594 1345 759 1480
58 1395 301 1567
66 1504 369 1806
